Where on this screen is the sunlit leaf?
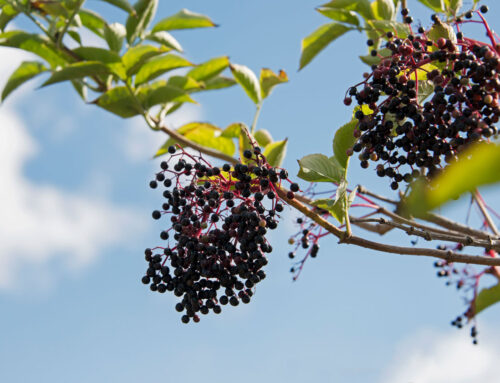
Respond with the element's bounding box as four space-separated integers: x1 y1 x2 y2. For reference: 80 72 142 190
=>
254 129 273 147
299 23 352 70
0 31 69 68
42 61 112 87
126 0 158 43
93 86 142 117
428 19 457 43
297 153 343 183
122 44 168 76
417 0 445 13
188 56 229 82
202 76 236 91
79 9 106 38
104 22 126 52
73 46 126 78
316 7 360 26
1 61 46 101
230 63 261 104
100 0 134 14
260 68 288 99
135 54 193 86
333 117 357 171
263 139 287 167
417 79 434 105
152 9 216 32
320 0 375 20
405 142 500 215
138 80 193 108
365 20 410 38
372 0 395 20
145 31 182 52
155 122 234 157
0 4 18 32
221 122 243 138
475 283 500 315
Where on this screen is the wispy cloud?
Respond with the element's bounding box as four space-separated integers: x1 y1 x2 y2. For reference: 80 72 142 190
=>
0 47 145 290
379 326 500 383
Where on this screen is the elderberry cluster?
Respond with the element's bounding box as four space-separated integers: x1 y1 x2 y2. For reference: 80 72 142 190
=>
142 145 298 323
346 8 499 189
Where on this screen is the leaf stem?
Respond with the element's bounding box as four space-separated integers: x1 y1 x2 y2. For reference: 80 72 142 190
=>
250 102 262 134
57 0 85 49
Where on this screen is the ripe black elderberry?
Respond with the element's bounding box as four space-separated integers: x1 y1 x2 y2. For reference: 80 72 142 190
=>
143 145 296 323
345 10 500 189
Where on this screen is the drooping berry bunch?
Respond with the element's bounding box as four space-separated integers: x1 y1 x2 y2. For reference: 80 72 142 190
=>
142 145 299 323
433 244 499 345
346 7 499 190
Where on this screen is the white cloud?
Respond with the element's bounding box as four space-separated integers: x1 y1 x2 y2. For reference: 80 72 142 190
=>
0 105 145 289
0 47 145 290
380 327 500 383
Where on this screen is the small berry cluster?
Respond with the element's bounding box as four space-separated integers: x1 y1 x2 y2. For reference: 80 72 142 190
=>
432 244 495 345
142 145 299 323
345 7 499 189
287 217 321 279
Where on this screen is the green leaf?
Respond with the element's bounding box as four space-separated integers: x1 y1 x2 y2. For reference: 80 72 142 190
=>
155 122 235 157
67 30 82 45
297 153 343 183
238 123 253 161
202 76 236 91
138 80 193 108
474 283 500 316
299 23 352 70
312 180 349 223
122 44 167 76
100 0 134 13
230 63 261 104
145 31 182 52
372 0 395 20
333 117 357 170
73 46 122 63
36 1 68 17
428 19 457 44
0 4 18 32
444 0 462 15
134 54 193 86
320 0 375 20
254 129 273 147
188 56 229 82
71 80 87 101
417 79 434 105
152 9 216 32
125 0 158 44
405 142 500 215
166 75 202 91
260 68 288 99
92 86 141 118
79 9 106 38
359 47 391 66
365 20 410 38
221 122 244 138
316 7 360 26
72 46 126 78
42 61 112 87
417 0 445 13
263 139 288 167
1 61 47 101
0 31 68 68
104 22 126 52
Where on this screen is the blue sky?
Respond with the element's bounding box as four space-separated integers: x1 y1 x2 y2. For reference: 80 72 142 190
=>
1 1 500 382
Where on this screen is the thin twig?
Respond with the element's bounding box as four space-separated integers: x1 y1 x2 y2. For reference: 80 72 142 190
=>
276 187 500 267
